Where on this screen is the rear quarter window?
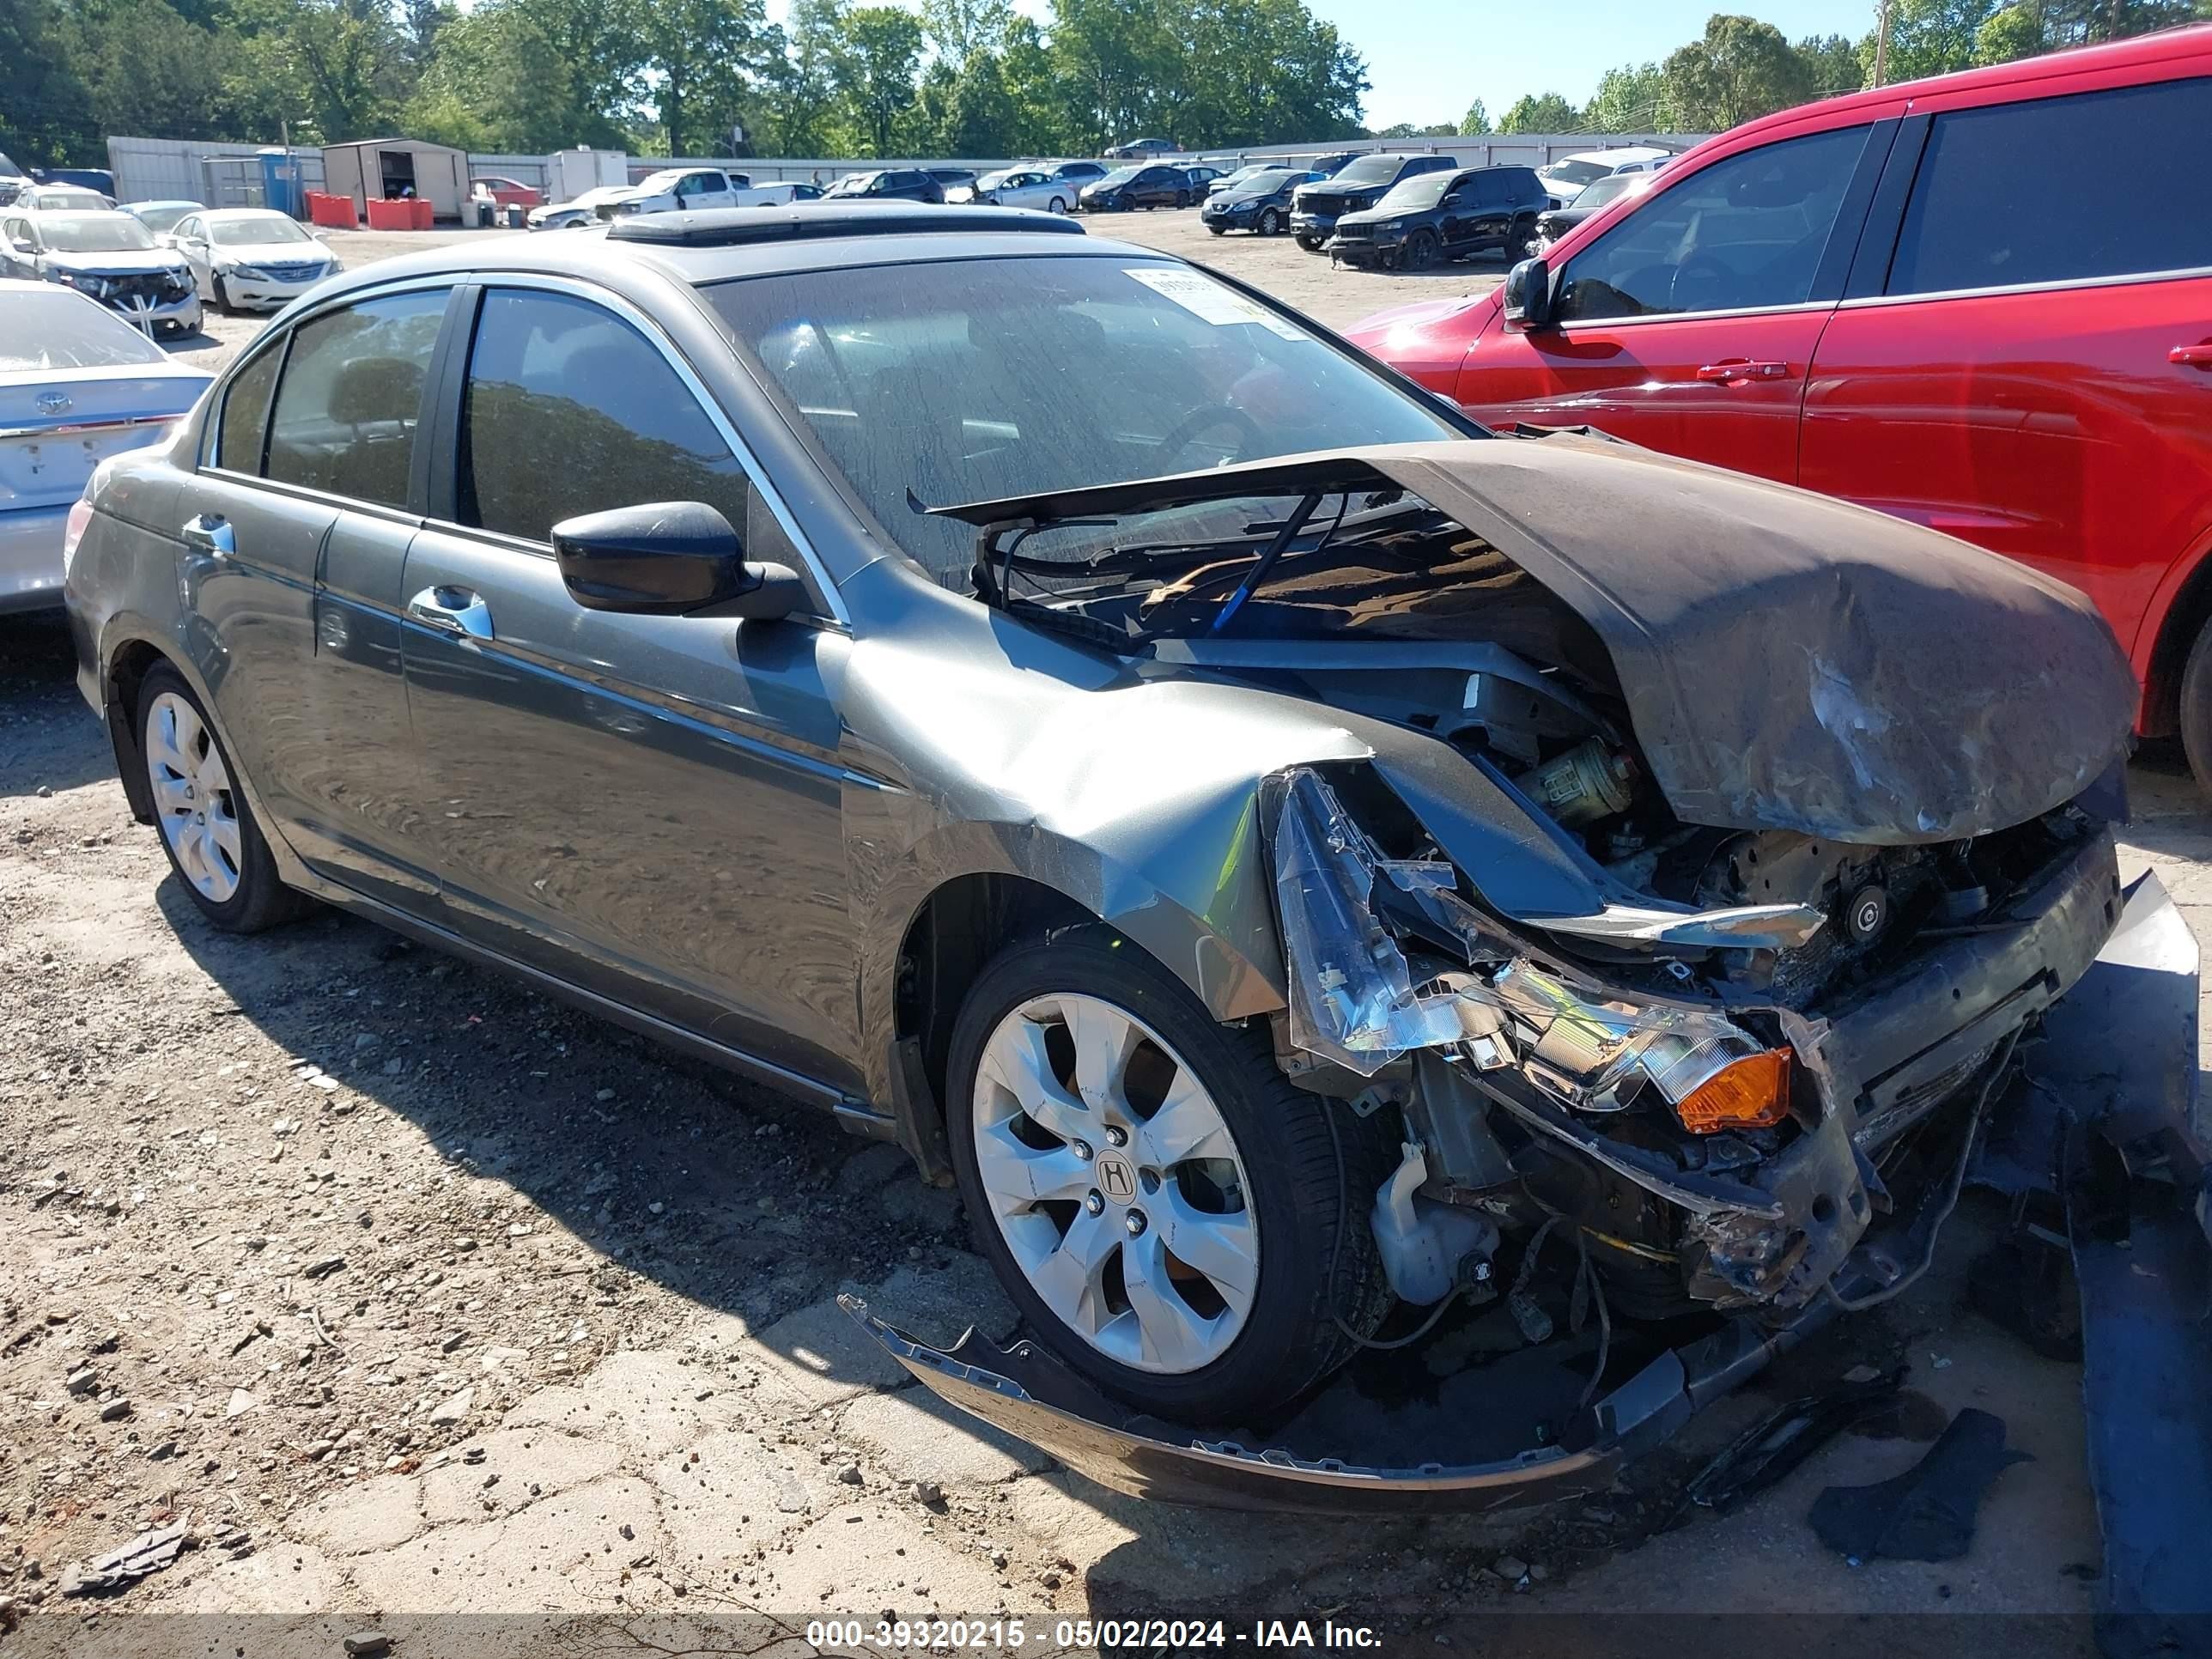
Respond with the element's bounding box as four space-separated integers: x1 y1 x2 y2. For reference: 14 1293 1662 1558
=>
1887 76 2212 296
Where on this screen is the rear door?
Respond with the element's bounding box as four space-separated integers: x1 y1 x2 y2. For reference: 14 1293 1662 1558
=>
1802 72 2212 671
185 284 453 914
398 281 861 1088
1458 117 1896 486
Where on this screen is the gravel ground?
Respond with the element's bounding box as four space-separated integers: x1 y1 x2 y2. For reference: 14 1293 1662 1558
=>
3 204 2206 1650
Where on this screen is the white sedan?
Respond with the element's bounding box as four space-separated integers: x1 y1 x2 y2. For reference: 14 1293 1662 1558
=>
168 209 342 312
947 167 1079 214
527 185 640 230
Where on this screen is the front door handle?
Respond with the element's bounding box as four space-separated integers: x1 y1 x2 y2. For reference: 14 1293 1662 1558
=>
1696 359 1793 384
181 513 234 556
407 585 495 641
2171 344 2212 370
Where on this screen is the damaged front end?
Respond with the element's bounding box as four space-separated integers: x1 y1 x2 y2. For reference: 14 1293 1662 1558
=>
855 440 2211 1633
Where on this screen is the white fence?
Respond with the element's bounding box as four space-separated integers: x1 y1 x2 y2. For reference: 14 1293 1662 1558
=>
110 131 1713 213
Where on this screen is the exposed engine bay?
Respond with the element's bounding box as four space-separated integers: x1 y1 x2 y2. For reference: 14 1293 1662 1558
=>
863 441 2211 1647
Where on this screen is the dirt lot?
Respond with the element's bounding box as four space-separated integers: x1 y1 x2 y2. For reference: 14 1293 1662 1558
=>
3 204 2207 1654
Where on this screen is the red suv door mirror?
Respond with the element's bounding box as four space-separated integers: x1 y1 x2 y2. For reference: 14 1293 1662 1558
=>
1504 256 1554 330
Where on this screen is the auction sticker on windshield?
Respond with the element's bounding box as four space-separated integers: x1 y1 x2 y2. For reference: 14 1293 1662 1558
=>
1126 267 1304 339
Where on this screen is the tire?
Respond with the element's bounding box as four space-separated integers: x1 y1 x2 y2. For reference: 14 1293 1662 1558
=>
1206 224 1225 235
1297 235 1323 252
1404 229 1438 271
1174 190 1190 208
211 272 231 312
137 665 309 933
1048 196 1067 214
2179 619 2212 794
946 926 1390 1422
1257 207 1281 236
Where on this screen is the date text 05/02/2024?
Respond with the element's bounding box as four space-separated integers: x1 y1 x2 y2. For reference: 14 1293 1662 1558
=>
803 1620 1385 1650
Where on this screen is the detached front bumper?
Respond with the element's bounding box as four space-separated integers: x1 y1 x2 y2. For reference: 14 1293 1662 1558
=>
1290 211 1338 240
854 871 2211 1632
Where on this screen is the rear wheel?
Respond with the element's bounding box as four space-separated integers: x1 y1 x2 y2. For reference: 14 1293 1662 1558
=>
2178 620 2212 794
946 927 1389 1421
137 665 307 933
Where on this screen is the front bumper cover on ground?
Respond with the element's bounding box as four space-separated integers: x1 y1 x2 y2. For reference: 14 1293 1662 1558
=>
856 873 2210 1632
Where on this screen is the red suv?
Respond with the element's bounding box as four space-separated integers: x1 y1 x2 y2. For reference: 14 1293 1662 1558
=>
1350 28 2212 781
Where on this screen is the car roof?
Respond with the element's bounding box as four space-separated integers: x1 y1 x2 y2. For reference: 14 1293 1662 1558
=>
293 214 1161 308
125 198 202 210
201 206 293 219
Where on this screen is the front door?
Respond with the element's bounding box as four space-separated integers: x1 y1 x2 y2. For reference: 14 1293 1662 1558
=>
1458 120 1890 487
398 283 861 1090
1801 76 2212 665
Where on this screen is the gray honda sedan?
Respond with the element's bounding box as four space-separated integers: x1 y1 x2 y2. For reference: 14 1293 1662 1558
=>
62 204 2201 1510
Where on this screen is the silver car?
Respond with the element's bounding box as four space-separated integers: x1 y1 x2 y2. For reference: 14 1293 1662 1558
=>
2 279 210 612
0 209 203 335
58 204 2207 1522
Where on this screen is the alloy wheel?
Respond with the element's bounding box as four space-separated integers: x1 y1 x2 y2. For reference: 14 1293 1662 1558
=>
1258 207 1279 235
970 993 1258 1374
144 690 243 902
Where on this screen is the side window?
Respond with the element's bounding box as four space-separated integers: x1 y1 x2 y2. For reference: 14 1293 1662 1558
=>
176 216 200 240
1555 124 1872 324
457 288 752 545
1888 76 2212 297
264 289 446 508
215 345 282 475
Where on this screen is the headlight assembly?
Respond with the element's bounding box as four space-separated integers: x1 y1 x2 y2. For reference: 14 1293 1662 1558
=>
1271 767 1790 1133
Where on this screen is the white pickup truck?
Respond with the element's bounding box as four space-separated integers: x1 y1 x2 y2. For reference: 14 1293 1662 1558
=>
602 167 748 219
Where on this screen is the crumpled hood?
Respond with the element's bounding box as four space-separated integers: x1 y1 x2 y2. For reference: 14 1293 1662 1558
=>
45 251 185 278
933 435 2137 844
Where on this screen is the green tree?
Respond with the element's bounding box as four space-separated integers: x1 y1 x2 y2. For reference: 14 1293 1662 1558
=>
405 0 638 152
838 3 925 155
54 0 236 144
636 0 769 157
1662 14 1812 131
1458 97 1491 134
757 0 854 155
920 0 1013 59
943 50 1020 154
1583 61 1666 130
1972 3 2045 60
1497 92 1580 132
997 13 1068 152
1796 31 1863 94
0 0 95 165
1859 0 1993 83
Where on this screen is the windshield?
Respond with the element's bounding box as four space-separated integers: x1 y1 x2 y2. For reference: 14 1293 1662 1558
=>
37 215 158 253
1228 169 1299 198
1569 173 1636 211
637 170 688 192
825 173 877 196
0 289 168 369
706 255 1461 584
1334 155 1412 187
131 203 198 234
210 215 312 246
1378 173 1458 210
1543 159 1612 186
1095 167 1141 185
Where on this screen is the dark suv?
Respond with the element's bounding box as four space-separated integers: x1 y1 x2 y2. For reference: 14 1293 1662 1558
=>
823 168 945 204
58 199 2193 1522
1289 152 1456 251
1328 165 1547 270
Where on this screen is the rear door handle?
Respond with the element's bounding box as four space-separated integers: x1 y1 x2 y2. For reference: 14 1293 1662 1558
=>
1696 359 1793 384
2171 344 2212 370
181 513 234 556
407 585 495 641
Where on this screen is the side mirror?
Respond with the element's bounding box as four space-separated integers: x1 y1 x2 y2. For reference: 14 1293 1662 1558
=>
1504 256 1554 330
553 501 806 621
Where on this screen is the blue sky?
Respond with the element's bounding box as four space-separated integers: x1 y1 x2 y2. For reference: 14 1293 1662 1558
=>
1310 0 1884 128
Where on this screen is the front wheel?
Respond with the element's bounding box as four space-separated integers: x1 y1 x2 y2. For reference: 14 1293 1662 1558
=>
947 928 1389 1421
138 665 308 933
1257 207 1281 236
1403 229 1439 270
210 272 231 312
1297 234 1323 252
1048 196 1067 214
1206 224 1226 235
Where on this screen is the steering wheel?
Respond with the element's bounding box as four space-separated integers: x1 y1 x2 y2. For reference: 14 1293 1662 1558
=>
1668 252 1732 312
1155 404 1265 473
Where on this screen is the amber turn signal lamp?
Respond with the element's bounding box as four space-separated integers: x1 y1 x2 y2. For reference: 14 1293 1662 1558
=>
1673 1049 1791 1134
